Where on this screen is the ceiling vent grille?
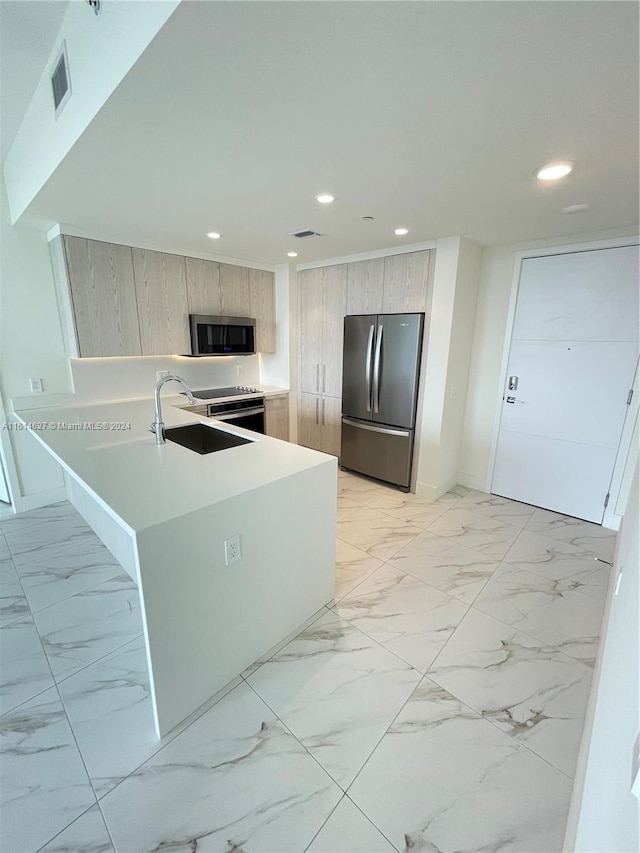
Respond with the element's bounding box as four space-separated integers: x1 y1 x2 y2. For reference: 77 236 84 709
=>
51 43 71 116
290 229 323 239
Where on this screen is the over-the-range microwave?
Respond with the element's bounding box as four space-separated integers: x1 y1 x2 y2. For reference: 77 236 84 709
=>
188 314 256 356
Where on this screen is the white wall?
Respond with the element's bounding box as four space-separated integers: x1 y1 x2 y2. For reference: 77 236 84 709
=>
414 236 481 499
564 463 639 852
0 176 72 505
458 227 639 493
4 0 180 223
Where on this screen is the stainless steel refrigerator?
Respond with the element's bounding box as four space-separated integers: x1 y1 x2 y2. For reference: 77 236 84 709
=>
341 313 424 490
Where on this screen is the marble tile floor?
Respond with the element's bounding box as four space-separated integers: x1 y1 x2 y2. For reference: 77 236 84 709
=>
0 475 615 853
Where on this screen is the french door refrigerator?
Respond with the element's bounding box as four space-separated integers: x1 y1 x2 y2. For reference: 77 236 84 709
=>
341 313 424 490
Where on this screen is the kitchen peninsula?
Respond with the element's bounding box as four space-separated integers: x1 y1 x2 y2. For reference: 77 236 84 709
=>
14 393 336 737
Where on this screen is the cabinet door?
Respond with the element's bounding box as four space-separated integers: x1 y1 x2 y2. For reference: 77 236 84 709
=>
249 269 276 353
298 392 322 451
382 250 431 313
346 258 384 316
321 264 347 397
65 237 141 357
299 268 323 393
132 249 190 355
321 395 342 457
185 257 221 315
220 263 250 316
265 395 289 441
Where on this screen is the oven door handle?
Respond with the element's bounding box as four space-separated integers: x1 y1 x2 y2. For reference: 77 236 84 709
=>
208 406 265 420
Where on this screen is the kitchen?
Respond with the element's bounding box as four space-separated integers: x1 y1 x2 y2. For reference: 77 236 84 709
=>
0 2 639 852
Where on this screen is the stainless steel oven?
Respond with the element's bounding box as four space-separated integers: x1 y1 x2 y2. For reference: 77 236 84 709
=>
207 397 265 434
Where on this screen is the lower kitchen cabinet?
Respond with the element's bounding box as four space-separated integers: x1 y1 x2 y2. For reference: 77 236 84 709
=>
299 393 341 457
265 395 289 441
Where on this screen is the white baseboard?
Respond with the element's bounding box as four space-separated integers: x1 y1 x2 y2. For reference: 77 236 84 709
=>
456 472 486 491
20 487 67 512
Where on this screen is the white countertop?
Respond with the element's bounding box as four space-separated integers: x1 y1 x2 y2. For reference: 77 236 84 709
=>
15 390 330 534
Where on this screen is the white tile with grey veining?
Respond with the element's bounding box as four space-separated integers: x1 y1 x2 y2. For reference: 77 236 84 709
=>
333 565 467 672
0 534 14 573
59 636 243 797
4 505 94 568
427 608 593 776
33 574 142 682
0 615 55 716
348 679 573 853
336 508 422 562
0 501 81 537
241 607 329 678
99 681 342 853
438 484 472 506
525 508 617 562
457 489 536 527
504 528 612 601
473 563 605 662
428 506 521 559
388 529 499 604
0 687 96 853
15 536 122 614
337 481 393 511
39 805 114 853
367 491 448 529
0 565 29 627
334 538 384 602
307 796 397 853
247 610 421 788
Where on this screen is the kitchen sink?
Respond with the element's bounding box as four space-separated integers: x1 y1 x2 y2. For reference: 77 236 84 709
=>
164 423 253 454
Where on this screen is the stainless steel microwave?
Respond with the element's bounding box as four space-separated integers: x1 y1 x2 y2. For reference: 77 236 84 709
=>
189 315 256 356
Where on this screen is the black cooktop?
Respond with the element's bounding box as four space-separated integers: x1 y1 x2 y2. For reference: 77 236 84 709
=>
187 386 260 400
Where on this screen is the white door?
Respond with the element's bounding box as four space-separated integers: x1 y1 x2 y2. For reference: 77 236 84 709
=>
492 245 639 523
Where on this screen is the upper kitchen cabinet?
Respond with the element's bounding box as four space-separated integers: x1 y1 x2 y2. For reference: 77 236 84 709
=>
299 265 347 396
248 269 276 353
185 257 222 315
132 249 190 355
346 258 384 315
382 250 431 313
63 237 142 357
219 263 250 316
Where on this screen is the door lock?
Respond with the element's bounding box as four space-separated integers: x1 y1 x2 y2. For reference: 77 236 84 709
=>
508 376 519 391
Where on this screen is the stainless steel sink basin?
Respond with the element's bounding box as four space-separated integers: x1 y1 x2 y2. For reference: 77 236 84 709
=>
164 423 253 454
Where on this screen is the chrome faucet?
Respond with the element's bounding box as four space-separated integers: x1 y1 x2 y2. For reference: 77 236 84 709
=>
151 374 196 444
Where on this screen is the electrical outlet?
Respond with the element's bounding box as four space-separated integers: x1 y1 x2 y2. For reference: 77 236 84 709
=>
30 378 44 393
224 534 241 566
156 370 170 381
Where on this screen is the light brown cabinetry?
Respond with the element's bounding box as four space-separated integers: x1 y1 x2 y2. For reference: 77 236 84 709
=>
299 265 347 395
185 257 222 315
298 392 341 456
249 269 276 353
346 258 384 315
265 394 289 441
220 263 250 316
64 237 141 357
132 249 190 355
382 250 431 313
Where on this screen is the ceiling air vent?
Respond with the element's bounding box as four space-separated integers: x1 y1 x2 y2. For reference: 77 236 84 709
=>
51 42 71 117
290 229 323 239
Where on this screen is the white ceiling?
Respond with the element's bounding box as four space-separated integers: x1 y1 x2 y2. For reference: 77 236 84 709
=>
0 0 69 159
14 1 640 264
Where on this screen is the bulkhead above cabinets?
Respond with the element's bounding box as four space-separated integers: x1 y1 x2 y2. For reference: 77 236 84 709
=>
50 235 276 358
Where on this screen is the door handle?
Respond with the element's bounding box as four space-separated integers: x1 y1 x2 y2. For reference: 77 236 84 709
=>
322 398 325 426
506 396 525 404
315 397 319 424
365 324 375 412
373 324 383 413
316 364 320 393
322 364 326 394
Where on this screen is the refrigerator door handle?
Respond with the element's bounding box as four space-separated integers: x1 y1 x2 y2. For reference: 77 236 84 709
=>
372 323 383 413
365 324 375 412
342 417 410 438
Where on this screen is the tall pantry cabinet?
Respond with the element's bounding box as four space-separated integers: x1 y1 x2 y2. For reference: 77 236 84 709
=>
298 264 347 456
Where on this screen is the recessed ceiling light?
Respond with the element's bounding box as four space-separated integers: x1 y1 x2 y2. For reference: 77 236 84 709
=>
207 232 221 239
534 161 574 181
394 228 409 236
287 252 298 258
315 194 335 204
562 203 591 215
